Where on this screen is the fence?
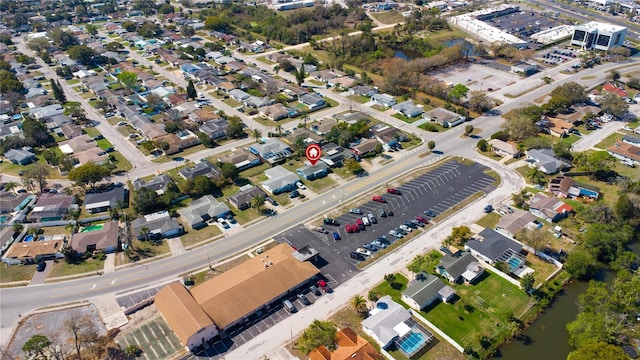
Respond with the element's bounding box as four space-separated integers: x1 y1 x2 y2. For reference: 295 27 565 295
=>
409 309 465 353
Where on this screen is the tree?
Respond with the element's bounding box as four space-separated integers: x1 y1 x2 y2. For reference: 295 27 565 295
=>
526 166 544 185
477 139 488 152
516 228 546 252
297 320 337 354
186 79 197 100
21 116 51 146
146 93 164 111
64 102 87 125
567 341 628 360
464 124 474 137
68 163 111 189
597 91 628 118
85 24 98 36
181 24 195 38
450 226 471 246
553 141 573 161
67 45 95 66
22 334 52 359
295 67 306 87
117 71 139 95
547 82 588 113
614 193 636 220
219 162 238 182
520 273 535 294
564 250 598 280
192 175 216 196
65 314 99 360
350 294 368 314
427 140 436 151
607 70 621 82
502 112 538 141
134 187 164 214
252 129 262 143
225 116 244 139
581 224 633 263
450 83 469 101
367 290 379 302
204 16 230 32
22 163 49 193
344 158 363 174
50 79 66 104
251 194 265 211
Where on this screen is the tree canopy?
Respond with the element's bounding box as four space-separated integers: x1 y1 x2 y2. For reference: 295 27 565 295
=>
296 319 337 354
68 163 111 188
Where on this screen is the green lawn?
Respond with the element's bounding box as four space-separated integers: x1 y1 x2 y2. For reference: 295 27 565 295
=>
48 258 105 278
96 138 113 150
0 263 36 284
83 127 101 138
594 132 623 150
475 212 501 229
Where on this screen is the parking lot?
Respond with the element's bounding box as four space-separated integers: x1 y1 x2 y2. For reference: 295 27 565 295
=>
482 7 570 47
431 62 515 93
183 160 495 360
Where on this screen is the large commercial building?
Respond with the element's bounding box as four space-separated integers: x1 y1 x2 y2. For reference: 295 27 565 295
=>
570 21 627 51
155 244 321 351
449 5 528 49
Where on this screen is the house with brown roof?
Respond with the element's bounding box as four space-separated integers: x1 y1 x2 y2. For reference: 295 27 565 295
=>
259 103 289 121
71 221 120 254
60 123 83 139
3 239 63 263
488 139 521 158
548 176 600 200
309 328 383 360
30 193 76 222
529 193 573 222
310 118 338 136
545 117 574 137
155 282 218 351
607 142 640 166
217 149 261 171
495 209 539 238
351 138 380 156
284 128 323 146
155 244 320 349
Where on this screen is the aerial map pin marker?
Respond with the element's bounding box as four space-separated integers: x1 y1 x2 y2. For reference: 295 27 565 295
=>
305 143 321 166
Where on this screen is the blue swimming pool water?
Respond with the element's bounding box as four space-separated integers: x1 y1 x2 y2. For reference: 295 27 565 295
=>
0 216 8 223
398 331 426 355
508 257 523 269
23 235 34 243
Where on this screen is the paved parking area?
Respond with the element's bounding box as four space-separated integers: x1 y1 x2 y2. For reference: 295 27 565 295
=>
182 160 494 360
117 316 182 360
431 62 514 93
116 286 163 310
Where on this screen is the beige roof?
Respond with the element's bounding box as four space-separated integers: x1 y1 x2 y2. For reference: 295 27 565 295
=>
496 209 537 236
4 240 62 259
73 147 107 166
70 221 119 252
309 328 383 360
608 142 640 162
190 244 320 329
155 282 215 347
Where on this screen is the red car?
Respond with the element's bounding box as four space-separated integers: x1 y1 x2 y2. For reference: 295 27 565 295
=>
415 215 429 224
386 188 402 195
345 224 359 233
317 279 333 293
355 218 365 230
372 195 386 203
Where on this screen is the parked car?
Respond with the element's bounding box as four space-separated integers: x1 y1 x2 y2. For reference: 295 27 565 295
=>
411 219 424 227
297 293 311 305
483 204 494 213
355 218 365 230
317 280 332 293
387 209 394 216
396 227 407 235
424 209 437 218
386 188 402 195
400 224 413 232
372 195 386 203
345 224 356 233
415 215 429 224
378 208 387 217
324 218 338 226
389 230 403 238
36 261 46 272
349 208 362 214
296 181 307 190
283 299 297 313
404 221 417 229
266 197 279 206
333 232 341 240
356 248 372 256
309 285 321 296
367 213 377 224
377 236 391 245
372 240 387 249
363 242 377 252
289 190 300 198
350 252 366 261
315 226 328 234
362 216 371 226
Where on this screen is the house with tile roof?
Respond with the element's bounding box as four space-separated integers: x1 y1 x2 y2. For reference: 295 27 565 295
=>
309 328 383 360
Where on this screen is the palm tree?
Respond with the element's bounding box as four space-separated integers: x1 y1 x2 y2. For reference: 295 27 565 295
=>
275 124 283 137
140 227 150 241
526 167 543 185
367 290 379 302
252 129 262 143
4 181 17 193
251 194 265 212
350 294 368 314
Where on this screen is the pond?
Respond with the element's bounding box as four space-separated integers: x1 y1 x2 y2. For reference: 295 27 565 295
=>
393 49 424 61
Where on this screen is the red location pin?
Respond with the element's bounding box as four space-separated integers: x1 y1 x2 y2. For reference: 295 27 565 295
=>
305 143 321 166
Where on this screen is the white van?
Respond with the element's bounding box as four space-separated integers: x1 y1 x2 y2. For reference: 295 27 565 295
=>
283 299 296 313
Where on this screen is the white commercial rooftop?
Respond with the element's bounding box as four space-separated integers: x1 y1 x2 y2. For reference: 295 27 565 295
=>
530 25 575 44
577 21 626 33
450 5 527 47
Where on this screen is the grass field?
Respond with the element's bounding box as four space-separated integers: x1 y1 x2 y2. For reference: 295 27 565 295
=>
475 212 501 229
0 263 36 283
594 132 623 149
48 258 105 278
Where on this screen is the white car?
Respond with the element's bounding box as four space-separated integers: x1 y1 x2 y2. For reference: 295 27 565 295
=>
296 182 307 190
399 224 413 232
356 248 372 256
361 216 371 226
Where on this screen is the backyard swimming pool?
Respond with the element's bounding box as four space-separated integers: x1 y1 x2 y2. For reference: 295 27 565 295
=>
23 235 34 243
397 331 427 356
81 224 104 232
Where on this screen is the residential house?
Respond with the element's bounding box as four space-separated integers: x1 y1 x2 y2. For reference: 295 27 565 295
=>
0 121 23 139
311 69 344 83
59 134 97 154
330 76 357 89
299 93 326 111
261 166 299 195
4 148 36 165
249 138 292 165
309 328 383 360
435 252 484 284
465 228 525 268
178 195 231 229
350 85 377 98
30 193 75 222
132 174 174 195
284 128 323 147
607 142 640 166
370 124 408 150
178 160 222 181
199 119 228 141
544 116 574 137
371 93 396 107
73 147 108 167
310 118 337 136
131 210 184 240
0 227 15 256
495 209 539 238
3 239 63 264
527 148 571 174
423 107 465 128
229 89 250 102
260 104 289 121
402 273 456 311
71 221 120 254
154 131 201 156
84 186 128 214
0 191 30 214
602 82 629 100
297 162 330 181
548 176 600 200
29 104 64 120
622 134 640 146
244 96 274 109
334 111 369 125
529 193 574 222
217 149 261 171
392 101 424 118
320 143 355 168
227 185 266 210
361 296 435 357
60 123 83 139
488 139 521 158
351 138 380 157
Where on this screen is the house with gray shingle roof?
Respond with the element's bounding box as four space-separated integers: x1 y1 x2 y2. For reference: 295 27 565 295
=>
178 195 230 230
392 101 424 118
4 148 36 165
401 273 455 311
261 166 298 195
436 252 484 284
465 228 524 266
526 148 571 174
